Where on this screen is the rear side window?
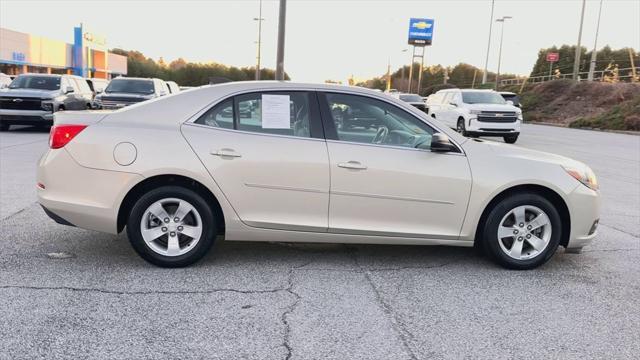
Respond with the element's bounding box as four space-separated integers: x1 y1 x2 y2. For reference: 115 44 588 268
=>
194 99 233 129
194 92 315 139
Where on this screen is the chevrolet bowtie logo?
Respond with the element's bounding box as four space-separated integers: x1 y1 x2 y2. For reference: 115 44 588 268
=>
412 21 432 30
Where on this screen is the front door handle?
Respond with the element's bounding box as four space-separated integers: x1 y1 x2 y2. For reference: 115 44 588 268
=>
338 161 367 170
211 148 242 158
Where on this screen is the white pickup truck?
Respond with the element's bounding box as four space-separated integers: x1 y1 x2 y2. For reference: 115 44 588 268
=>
426 88 522 143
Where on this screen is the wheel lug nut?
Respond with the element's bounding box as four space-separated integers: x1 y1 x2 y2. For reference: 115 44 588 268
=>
177 226 183 231
164 218 170 223
526 234 531 239
513 230 519 234
169 232 176 237
527 225 532 230
517 237 523 241
519 223 524 227
161 227 167 232
174 217 180 222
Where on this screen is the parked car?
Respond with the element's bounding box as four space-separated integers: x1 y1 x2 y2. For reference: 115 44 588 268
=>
391 93 427 112
94 77 168 110
0 73 12 89
38 82 599 269
166 81 180 94
499 91 521 108
86 78 110 109
0 73 93 131
427 89 522 143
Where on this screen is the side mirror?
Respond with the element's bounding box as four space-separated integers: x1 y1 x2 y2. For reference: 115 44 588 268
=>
506 100 514 106
96 89 104 94
65 86 74 94
430 133 457 153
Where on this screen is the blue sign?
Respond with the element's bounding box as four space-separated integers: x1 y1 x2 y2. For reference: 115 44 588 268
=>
408 18 434 46
12 52 26 62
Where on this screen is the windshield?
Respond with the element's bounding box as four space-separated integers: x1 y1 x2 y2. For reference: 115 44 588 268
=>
462 92 506 105
399 94 424 102
105 79 154 94
9 76 60 91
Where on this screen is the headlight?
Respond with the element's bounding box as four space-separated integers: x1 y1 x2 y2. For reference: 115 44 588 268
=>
469 109 483 115
41 102 53 111
564 166 598 190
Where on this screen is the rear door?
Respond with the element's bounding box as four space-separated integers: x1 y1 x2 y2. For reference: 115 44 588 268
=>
182 90 330 231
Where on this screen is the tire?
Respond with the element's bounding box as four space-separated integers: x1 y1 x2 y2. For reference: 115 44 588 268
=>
0 123 9 131
456 118 468 136
126 186 217 267
504 135 518 144
481 192 562 270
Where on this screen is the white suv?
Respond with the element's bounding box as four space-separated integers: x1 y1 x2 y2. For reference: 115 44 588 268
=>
427 89 522 143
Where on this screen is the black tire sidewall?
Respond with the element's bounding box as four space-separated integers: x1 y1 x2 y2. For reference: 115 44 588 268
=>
504 135 518 144
126 186 216 267
483 193 562 270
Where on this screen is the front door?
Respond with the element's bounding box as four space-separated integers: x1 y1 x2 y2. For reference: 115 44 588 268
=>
319 92 472 239
182 91 330 232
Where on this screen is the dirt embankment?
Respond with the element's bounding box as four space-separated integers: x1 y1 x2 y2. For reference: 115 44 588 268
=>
516 80 640 131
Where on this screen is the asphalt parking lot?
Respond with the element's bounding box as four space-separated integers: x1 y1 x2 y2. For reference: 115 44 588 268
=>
0 124 638 359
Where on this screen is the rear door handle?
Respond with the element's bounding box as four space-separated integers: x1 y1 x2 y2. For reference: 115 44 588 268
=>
211 148 242 158
338 161 367 170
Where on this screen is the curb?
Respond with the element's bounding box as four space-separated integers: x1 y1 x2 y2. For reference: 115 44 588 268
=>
526 121 640 136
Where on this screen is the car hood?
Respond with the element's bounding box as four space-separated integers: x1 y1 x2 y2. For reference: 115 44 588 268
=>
0 88 60 99
466 103 520 112
474 139 586 169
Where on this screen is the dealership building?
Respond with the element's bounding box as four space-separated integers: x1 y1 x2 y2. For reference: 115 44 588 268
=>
0 25 127 79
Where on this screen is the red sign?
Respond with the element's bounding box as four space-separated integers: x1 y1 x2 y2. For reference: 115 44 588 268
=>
546 52 559 62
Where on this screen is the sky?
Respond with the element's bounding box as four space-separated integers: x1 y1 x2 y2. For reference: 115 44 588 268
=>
1 0 639 83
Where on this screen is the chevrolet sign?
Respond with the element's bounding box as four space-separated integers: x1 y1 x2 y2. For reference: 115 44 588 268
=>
408 18 434 46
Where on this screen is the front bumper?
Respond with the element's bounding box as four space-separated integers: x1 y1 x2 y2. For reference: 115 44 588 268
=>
0 109 54 124
467 117 521 137
566 184 601 249
37 148 143 234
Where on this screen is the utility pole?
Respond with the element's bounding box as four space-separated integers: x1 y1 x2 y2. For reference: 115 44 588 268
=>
386 57 392 92
254 0 264 80
587 0 603 81
482 0 495 84
573 0 586 81
495 16 512 90
401 49 408 92
275 0 287 80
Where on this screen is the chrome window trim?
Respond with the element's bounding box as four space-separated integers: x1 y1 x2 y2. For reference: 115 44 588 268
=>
183 122 327 143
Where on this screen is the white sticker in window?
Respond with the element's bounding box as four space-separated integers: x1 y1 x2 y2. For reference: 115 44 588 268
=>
261 94 290 129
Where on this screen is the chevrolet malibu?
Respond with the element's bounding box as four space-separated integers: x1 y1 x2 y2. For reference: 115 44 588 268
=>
37 82 600 269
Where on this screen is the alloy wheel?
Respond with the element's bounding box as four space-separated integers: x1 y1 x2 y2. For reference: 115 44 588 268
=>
497 205 552 260
139 197 203 257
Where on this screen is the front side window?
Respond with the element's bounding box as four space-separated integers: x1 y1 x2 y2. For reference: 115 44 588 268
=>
324 93 434 149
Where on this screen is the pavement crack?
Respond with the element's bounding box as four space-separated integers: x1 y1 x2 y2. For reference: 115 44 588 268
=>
599 223 640 239
280 262 309 360
0 284 289 296
0 202 36 222
346 246 418 360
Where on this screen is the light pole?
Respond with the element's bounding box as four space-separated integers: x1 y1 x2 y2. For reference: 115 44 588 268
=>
400 49 408 92
587 0 603 81
254 0 264 80
494 16 512 90
573 0 586 81
275 0 287 80
482 0 495 84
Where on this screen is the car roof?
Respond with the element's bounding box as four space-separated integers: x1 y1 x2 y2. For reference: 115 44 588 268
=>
110 77 157 81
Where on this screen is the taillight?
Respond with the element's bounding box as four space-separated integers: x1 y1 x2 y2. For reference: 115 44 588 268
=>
49 124 87 149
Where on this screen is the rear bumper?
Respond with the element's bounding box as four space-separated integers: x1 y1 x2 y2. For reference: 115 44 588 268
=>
37 148 143 234
0 109 54 124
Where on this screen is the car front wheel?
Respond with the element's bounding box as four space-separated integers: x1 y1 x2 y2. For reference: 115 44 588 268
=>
504 135 519 144
481 192 562 270
126 186 216 267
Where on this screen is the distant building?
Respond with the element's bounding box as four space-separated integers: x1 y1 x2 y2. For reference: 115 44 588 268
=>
0 24 127 79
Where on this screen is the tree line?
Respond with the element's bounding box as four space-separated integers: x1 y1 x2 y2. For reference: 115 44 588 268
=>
110 49 289 86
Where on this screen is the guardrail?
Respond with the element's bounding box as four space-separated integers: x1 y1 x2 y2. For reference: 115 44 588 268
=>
500 67 640 86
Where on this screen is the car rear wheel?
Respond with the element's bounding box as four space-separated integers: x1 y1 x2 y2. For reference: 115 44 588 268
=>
126 186 216 267
481 192 561 270
504 135 518 144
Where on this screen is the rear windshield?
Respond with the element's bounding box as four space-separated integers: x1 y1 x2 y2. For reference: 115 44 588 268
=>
461 91 506 105
9 76 60 91
399 94 424 102
105 79 154 94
